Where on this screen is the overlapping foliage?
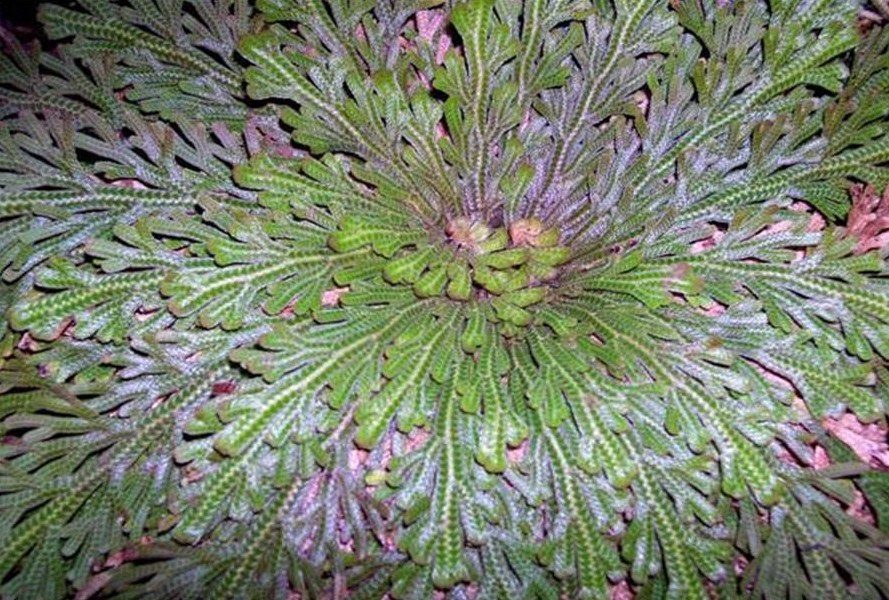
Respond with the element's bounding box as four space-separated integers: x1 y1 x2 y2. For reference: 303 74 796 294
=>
1 0 889 598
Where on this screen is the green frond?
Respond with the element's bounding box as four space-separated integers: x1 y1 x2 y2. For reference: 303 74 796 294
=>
2 0 888 598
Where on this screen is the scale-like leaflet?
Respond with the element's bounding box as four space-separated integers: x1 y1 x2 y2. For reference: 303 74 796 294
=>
2 0 889 598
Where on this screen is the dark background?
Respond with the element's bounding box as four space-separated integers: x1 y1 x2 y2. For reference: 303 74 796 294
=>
1 0 41 27
0 0 73 35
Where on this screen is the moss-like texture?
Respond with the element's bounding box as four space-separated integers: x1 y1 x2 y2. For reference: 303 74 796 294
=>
1 1 889 598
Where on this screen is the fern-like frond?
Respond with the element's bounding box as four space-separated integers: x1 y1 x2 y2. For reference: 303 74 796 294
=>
2 1 888 598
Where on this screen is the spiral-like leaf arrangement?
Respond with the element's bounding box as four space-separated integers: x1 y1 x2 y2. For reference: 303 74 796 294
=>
1 1 888 598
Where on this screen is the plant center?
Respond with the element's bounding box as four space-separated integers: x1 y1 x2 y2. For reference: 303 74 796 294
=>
329 216 570 329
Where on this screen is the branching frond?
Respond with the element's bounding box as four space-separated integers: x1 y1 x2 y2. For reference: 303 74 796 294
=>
1 0 888 598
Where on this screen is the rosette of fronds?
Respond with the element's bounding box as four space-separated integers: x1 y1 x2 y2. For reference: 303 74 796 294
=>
2 0 889 598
